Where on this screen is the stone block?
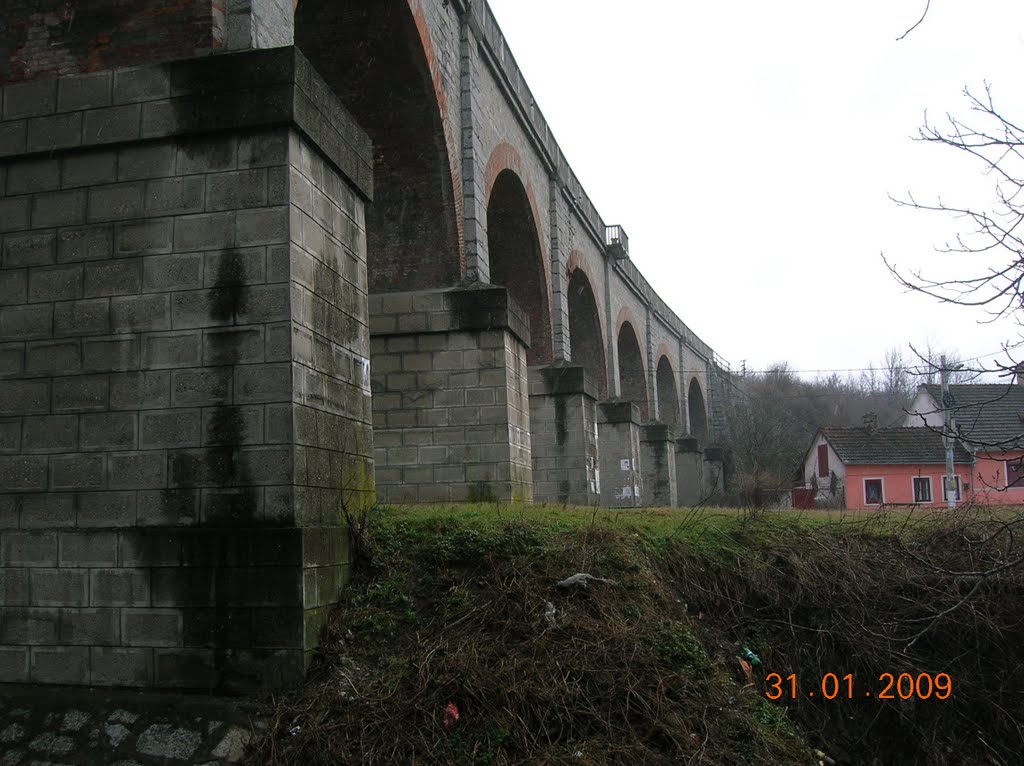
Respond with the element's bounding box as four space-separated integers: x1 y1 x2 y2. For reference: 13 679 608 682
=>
90 569 150 607
122 609 182 647
62 150 117 189
3 230 56 267
87 182 145 222
79 412 137 451
83 259 143 297
52 374 108 411
4 80 57 120
111 293 171 332
141 409 202 449
0 379 50 415
172 368 232 406
26 111 82 153
30 568 88 606
236 206 288 246
21 415 78 453
54 298 110 337
18 493 75 528
58 531 118 568
114 67 171 104
108 451 166 490
0 568 30 605
83 104 142 145
50 454 105 491
119 530 182 567
118 143 177 181
6 157 60 195
0 198 30 235
207 169 268 210
58 224 114 262
77 491 137 527
1 607 58 644
82 336 140 372
145 176 205 216
31 646 90 684
173 212 236 252
31 189 86 228
57 72 113 112
59 608 120 645
0 646 30 681
25 339 81 374
136 489 198 526
235 363 291 403
114 218 174 256
90 646 153 686
143 253 203 291
110 370 170 410
142 331 202 369
0 455 48 491
203 327 265 365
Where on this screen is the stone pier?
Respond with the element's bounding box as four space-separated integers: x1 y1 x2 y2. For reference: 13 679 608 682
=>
597 401 643 507
369 286 533 503
676 437 704 507
528 364 600 506
0 48 373 690
640 423 677 507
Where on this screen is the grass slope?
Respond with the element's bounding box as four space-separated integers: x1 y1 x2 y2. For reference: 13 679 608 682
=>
246 504 1024 765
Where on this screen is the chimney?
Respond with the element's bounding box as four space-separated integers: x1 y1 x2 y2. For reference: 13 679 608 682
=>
863 412 877 431
1015 362 1024 386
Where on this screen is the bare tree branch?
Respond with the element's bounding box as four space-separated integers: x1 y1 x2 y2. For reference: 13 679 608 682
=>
896 0 931 41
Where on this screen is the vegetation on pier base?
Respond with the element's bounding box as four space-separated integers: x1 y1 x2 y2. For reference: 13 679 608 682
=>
246 504 1024 765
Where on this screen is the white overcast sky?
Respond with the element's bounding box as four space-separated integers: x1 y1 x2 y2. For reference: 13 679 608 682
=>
486 0 1024 379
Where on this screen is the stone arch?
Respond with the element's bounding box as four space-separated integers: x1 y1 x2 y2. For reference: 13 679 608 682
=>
295 0 462 292
617 318 649 419
566 264 607 398
656 353 680 429
486 165 553 364
688 377 708 446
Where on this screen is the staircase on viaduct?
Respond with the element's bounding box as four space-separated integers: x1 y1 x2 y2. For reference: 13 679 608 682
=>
0 0 732 690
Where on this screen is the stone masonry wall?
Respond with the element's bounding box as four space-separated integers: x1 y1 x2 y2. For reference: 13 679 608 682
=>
0 47 373 690
528 365 599 506
370 286 532 503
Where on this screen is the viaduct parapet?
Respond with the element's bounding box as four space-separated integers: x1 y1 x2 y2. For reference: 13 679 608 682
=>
0 0 733 690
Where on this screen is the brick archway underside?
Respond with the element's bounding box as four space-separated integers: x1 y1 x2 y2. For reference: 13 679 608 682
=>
295 0 461 292
487 169 552 365
656 356 680 428
567 268 606 398
688 378 708 445
617 322 648 419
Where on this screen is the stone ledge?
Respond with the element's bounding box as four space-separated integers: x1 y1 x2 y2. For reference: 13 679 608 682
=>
0 47 373 201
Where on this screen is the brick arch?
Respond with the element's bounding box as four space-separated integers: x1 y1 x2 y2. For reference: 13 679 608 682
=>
295 0 463 292
655 352 681 429
688 377 708 446
616 311 648 420
566 261 607 397
484 143 548 265
485 151 553 365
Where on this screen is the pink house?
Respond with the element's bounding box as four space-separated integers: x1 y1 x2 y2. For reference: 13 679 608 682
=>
905 383 1024 504
800 427 973 510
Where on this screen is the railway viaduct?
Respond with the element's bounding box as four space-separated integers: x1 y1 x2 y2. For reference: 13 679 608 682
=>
0 0 732 689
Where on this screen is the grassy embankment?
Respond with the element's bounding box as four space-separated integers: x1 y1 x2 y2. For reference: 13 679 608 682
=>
246 504 1024 765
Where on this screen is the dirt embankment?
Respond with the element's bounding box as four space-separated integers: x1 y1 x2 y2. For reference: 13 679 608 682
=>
245 507 1024 766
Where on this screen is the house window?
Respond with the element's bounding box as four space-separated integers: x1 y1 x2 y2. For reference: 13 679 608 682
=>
1007 458 1024 487
942 476 962 502
912 477 932 503
817 444 829 478
864 479 883 505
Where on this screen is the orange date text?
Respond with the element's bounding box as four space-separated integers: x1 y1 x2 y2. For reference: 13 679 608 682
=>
764 672 952 701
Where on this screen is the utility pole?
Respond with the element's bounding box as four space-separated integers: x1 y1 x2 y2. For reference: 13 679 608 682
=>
941 355 957 508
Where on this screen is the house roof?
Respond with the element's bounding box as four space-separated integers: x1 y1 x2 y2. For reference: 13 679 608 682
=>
918 384 1024 449
821 427 973 465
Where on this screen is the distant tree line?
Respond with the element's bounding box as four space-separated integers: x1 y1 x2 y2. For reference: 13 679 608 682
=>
721 346 974 507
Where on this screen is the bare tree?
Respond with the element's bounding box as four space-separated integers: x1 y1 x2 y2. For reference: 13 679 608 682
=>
886 84 1024 363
